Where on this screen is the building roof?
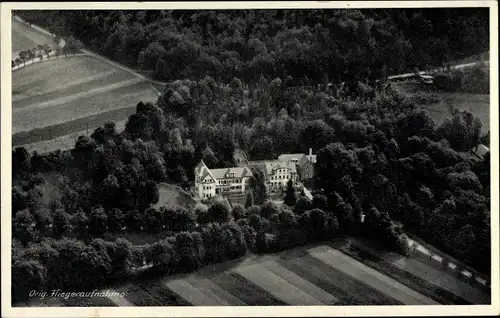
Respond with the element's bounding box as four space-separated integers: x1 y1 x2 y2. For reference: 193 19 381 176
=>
277 153 306 163
473 144 490 159
265 161 297 175
298 154 316 168
195 160 216 181
209 166 254 179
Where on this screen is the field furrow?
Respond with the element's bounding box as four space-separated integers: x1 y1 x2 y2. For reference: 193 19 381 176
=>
12 18 54 53
277 255 393 305
13 69 119 104
13 83 156 134
342 241 468 304
106 289 134 307
138 281 192 306
393 257 489 304
261 260 339 305
164 279 223 306
211 272 287 306
235 263 324 305
308 247 438 305
14 78 144 113
17 119 128 153
185 277 247 306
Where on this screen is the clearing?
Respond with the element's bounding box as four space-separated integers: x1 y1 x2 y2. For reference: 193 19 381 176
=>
394 82 490 134
155 183 198 209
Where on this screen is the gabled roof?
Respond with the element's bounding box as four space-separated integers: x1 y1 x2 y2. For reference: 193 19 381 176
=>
265 161 297 175
210 166 254 179
298 154 316 167
195 160 215 181
277 153 306 163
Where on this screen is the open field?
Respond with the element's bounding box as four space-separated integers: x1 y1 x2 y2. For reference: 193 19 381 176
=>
394 82 490 134
17 120 127 154
155 183 198 209
12 55 158 151
24 238 490 307
12 17 55 56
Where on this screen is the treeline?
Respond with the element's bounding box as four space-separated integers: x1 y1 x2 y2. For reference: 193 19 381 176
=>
15 9 489 84
13 177 414 304
434 63 490 94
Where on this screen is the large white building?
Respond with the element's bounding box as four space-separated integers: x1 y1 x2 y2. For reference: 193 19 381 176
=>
194 160 254 199
195 149 317 199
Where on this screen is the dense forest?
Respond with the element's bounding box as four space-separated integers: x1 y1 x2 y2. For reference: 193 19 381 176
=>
16 9 489 84
12 9 491 304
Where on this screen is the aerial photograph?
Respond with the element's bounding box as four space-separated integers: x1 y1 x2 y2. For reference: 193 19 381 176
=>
9 7 491 308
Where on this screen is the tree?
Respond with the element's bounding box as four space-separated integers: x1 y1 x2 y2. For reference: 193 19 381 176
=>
108 208 126 232
143 207 164 232
283 179 297 206
12 259 47 302
249 136 275 160
207 199 232 223
294 197 312 215
171 207 197 231
312 193 328 211
251 169 269 205
232 204 247 220
88 206 108 236
52 209 72 238
244 190 254 208
13 210 39 245
332 193 355 232
71 209 89 237
260 201 280 219
436 109 482 151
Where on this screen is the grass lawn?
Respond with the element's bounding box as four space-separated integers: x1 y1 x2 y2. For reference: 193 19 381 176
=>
155 183 198 209
17 120 127 154
394 82 490 134
103 230 172 246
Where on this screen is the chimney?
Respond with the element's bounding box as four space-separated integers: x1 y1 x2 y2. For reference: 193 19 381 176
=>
309 148 312 157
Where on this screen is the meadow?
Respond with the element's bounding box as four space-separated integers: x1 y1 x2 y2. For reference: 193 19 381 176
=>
26 238 490 307
394 82 490 134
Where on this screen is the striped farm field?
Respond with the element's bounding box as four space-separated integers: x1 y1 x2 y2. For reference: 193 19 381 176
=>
11 17 158 154
27 239 490 307
12 55 158 152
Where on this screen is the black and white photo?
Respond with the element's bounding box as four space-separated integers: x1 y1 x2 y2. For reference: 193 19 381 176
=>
1 1 498 317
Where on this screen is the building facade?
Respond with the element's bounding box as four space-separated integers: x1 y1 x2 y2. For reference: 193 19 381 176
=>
195 160 254 199
195 149 317 199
